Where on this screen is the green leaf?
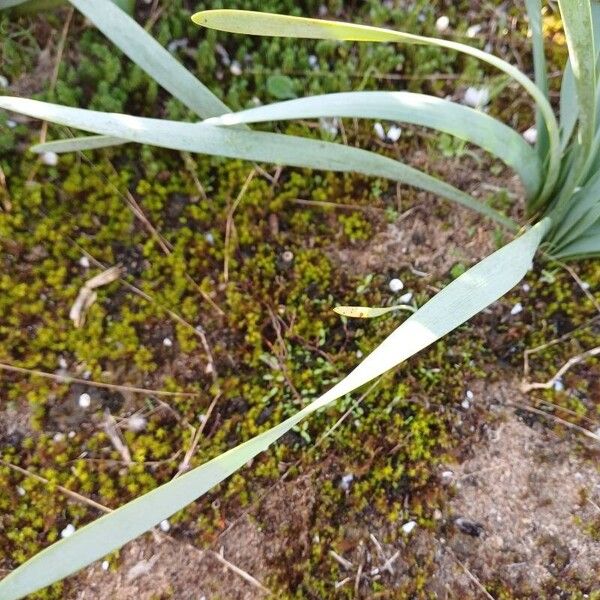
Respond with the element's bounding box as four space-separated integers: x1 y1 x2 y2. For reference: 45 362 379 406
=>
206 91 541 199
524 0 550 160
68 0 230 119
559 60 578 150
192 9 561 204
333 304 415 318
266 74 297 100
558 0 596 155
0 97 517 229
0 218 550 600
553 222 600 258
34 135 127 153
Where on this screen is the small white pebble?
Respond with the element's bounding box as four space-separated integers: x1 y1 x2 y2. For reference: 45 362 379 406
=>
386 125 402 142
308 54 318 68
401 520 417 534
41 151 58 166
467 24 482 38
356 350 363 358
461 399 470 409
58 356 68 369
61 524 76 538
552 379 564 392
53 432 65 443
510 302 523 316
127 414 147 432
101 560 110 571
463 86 490 108
340 474 354 491
435 16 450 32
68 431 76 439
373 122 386 140
389 278 404 293
433 508 443 520
465 390 474 401
78 392 91 408
16 486 26 496
523 126 537 144
319 117 339 137
230 60 242 76
163 337 173 348
159 519 171 532
522 283 531 292
204 232 215 245
441 470 453 482
398 291 413 304
6 119 17 129
79 256 90 268
581 281 590 290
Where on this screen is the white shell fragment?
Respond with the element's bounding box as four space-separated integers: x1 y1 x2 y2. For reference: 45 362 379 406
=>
523 127 537 144
510 302 523 316
159 519 171 532
435 16 450 32
386 124 402 142
61 524 76 538
389 278 404 293
401 520 417 534
41 152 58 166
373 122 386 140
78 393 91 408
463 87 490 108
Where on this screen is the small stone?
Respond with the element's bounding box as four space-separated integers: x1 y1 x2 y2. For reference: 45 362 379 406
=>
523 126 537 144
58 356 68 369
441 470 453 483
319 117 339 137
79 256 90 268
461 399 470 409
581 281 590 290
340 474 354 491
78 392 91 408
16 486 26 496
510 302 523 316
389 278 404 293
230 61 242 76
41 151 58 166
53 432 65 443
373 122 386 140
61 524 76 538
68 431 76 439
401 520 417 534
127 415 147 432
522 283 530 292
386 125 402 142
433 508 443 520
552 379 564 392
6 119 16 129
463 87 490 108
398 291 413 304
356 350 363 358
281 250 294 264
159 519 171 532
454 517 484 537
101 560 110 571
466 390 474 400
204 232 215 245
467 24 482 38
163 337 173 348
308 55 318 68
435 16 450 32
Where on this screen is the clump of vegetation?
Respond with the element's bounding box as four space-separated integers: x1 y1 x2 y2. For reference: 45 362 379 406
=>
0 0 598 598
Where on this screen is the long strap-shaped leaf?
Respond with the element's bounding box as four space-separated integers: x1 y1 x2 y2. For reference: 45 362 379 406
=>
553 221 600 258
192 9 560 204
0 97 516 228
558 0 596 156
524 0 550 162
69 0 230 120
0 218 549 600
204 91 541 199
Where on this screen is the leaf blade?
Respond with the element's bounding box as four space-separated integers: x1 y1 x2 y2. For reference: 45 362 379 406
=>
0 97 516 228
206 91 541 198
